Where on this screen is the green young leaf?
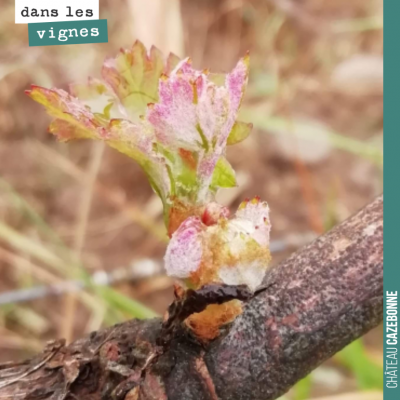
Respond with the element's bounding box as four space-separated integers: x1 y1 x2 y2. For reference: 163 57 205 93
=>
211 157 237 188
28 85 107 141
101 41 165 117
27 41 251 234
227 121 253 145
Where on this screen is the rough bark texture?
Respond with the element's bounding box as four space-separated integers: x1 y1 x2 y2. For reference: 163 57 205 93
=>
0 195 383 400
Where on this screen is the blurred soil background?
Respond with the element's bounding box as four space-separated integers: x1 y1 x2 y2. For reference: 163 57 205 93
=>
0 1 383 399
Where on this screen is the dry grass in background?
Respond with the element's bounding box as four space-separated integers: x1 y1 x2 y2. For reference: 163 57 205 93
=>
0 1 383 399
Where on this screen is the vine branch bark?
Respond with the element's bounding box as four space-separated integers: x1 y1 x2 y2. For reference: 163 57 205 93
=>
0 195 383 400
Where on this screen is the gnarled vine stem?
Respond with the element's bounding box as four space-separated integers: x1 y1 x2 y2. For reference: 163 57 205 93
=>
0 195 383 400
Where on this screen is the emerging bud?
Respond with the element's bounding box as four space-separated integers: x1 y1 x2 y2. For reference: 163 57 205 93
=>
165 197 271 292
27 41 270 339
